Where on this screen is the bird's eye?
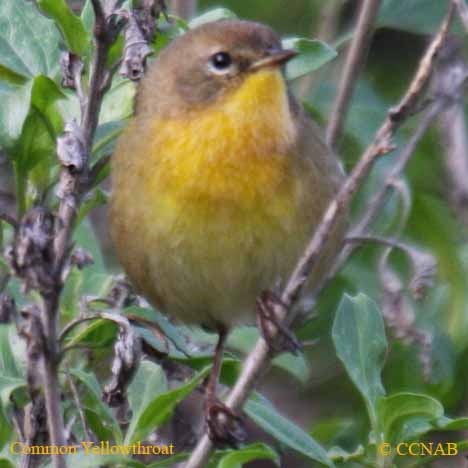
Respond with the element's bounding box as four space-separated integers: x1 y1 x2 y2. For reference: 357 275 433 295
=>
209 52 232 73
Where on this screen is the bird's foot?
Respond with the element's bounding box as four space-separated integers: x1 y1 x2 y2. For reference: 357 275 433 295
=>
256 290 302 355
205 398 246 447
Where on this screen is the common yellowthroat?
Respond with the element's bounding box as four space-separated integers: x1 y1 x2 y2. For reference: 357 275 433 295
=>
110 19 345 443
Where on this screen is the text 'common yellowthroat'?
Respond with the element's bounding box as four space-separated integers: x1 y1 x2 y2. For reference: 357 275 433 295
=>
110 19 344 443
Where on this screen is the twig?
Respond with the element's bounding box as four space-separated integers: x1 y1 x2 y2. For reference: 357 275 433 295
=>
53 1 113 272
38 2 120 467
328 40 468 280
326 0 382 149
184 4 456 467
455 0 468 32
435 40 468 220
441 103 468 209
65 368 94 441
326 99 445 282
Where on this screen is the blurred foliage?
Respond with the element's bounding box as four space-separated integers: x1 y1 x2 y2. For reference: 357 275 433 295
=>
0 0 467 467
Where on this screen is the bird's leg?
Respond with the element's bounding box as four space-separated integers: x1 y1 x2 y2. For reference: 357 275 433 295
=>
204 326 246 446
256 290 302 355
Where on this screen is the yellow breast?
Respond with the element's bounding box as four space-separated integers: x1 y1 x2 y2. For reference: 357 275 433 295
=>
111 68 309 326
144 68 297 211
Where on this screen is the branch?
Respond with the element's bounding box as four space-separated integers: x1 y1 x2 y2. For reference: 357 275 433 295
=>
327 42 468 280
326 98 445 282
455 0 468 32
65 368 94 442
435 40 468 218
38 2 120 466
184 4 456 467
326 0 382 149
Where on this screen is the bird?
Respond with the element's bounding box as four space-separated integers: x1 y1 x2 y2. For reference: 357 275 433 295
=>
110 19 345 444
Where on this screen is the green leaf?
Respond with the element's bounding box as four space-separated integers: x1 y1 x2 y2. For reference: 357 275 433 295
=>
217 443 279 468
0 325 21 378
245 393 334 467
125 362 210 444
65 317 117 348
408 194 468 348
0 330 24 450
7 76 64 211
127 361 168 426
153 16 186 53
189 8 238 28
70 369 123 443
92 120 126 160
100 78 135 124
332 293 387 428
377 393 444 444
0 459 15 468
60 267 84 322
123 306 192 356
282 38 337 81
0 0 61 79
146 453 190 467
73 219 108 282
310 79 388 149
378 0 461 35
0 65 28 86
328 445 365 463
310 418 356 445
80 0 95 34
0 407 12 451
16 83 62 160
0 376 27 410
0 81 33 151
37 0 90 56
436 416 468 431
166 14 189 32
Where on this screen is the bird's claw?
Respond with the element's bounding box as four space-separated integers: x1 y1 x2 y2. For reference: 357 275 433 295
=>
205 399 246 447
256 290 302 355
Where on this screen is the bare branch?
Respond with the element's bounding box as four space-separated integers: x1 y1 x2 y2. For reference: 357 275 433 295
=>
36 1 124 465
184 4 457 467
326 0 382 149
454 0 468 32
435 40 468 219
65 368 94 442
326 99 445 282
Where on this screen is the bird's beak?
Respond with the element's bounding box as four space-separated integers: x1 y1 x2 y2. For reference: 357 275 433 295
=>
249 49 298 71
